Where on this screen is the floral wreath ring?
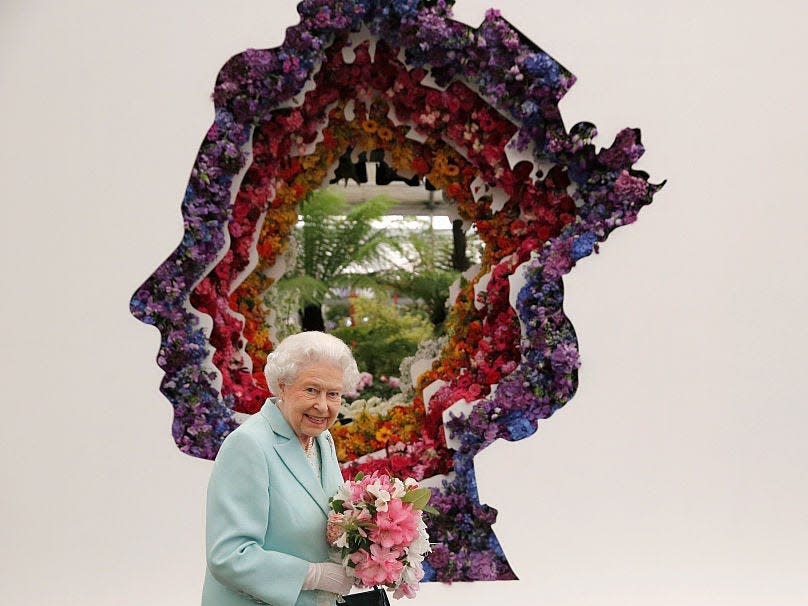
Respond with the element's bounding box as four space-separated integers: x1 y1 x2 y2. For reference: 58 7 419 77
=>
130 0 663 584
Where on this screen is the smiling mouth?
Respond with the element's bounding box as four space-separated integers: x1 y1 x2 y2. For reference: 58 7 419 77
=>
305 414 327 425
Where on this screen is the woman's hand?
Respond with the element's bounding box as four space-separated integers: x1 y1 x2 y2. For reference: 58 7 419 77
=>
302 562 354 595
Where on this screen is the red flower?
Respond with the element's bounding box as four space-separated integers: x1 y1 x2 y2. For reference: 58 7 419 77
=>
411 157 429 175
410 67 426 82
426 90 443 109
446 182 463 199
481 144 501 166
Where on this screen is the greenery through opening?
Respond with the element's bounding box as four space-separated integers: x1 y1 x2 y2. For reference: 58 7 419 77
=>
268 186 481 395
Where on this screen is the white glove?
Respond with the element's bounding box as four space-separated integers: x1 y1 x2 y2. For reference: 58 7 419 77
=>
302 562 354 595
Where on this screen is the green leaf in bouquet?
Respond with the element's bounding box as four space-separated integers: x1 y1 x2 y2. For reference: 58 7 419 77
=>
422 504 439 515
331 499 344 513
348 533 369 552
401 487 432 510
354 471 365 482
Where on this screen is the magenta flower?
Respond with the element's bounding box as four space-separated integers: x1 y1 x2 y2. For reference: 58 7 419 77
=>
369 499 420 550
350 544 405 586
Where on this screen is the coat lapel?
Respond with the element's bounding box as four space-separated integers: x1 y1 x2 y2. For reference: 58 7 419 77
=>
317 430 344 502
262 401 330 517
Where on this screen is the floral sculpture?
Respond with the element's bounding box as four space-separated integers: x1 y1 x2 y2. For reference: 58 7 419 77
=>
130 0 663 583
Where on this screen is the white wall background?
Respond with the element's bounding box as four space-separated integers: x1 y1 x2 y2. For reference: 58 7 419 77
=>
1 1 806 604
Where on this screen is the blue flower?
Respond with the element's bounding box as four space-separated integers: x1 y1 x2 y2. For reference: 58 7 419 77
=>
520 99 539 118
487 534 506 559
571 232 598 261
504 414 536 440
524 51 560 86
392 0 420 18
421 560 436 582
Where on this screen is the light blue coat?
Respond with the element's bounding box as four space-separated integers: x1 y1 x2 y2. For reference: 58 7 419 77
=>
201 399 345 606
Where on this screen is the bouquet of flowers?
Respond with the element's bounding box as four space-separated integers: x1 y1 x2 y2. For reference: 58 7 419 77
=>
327 472 435 599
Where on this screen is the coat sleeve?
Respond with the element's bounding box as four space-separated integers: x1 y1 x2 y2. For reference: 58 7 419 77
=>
206 428 310 606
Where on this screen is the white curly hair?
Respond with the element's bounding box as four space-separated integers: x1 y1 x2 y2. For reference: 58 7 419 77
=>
264 331 360 395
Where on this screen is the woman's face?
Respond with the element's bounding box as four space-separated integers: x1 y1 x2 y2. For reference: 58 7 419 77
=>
277 360 344 444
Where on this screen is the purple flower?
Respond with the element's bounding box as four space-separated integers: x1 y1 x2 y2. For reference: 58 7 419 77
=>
550 341 581 374
613 170 650 204
428 543 450 569
542 246 574 280
466 550 498 580
597 127 645 169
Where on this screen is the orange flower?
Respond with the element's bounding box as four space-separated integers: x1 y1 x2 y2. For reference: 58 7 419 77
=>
443 164 460 177
361 119 378 133
377 126 394 141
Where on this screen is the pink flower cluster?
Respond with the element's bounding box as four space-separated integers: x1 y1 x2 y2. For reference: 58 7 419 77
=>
327 472 432 599
343 371 374 399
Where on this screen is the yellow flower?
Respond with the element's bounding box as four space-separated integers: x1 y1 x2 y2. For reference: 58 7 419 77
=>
335 442 348 461
377 126 394 141
361 119 379 133
301 154 320 170
391 145 414 170
375 426 393 444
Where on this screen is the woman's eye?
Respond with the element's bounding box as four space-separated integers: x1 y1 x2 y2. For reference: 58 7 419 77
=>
305 387 318 395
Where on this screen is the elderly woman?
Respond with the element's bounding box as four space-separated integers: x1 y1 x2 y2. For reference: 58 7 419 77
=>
202 331 360 606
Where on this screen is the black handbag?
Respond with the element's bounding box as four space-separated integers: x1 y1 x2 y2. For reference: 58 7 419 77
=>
342 587 390 606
